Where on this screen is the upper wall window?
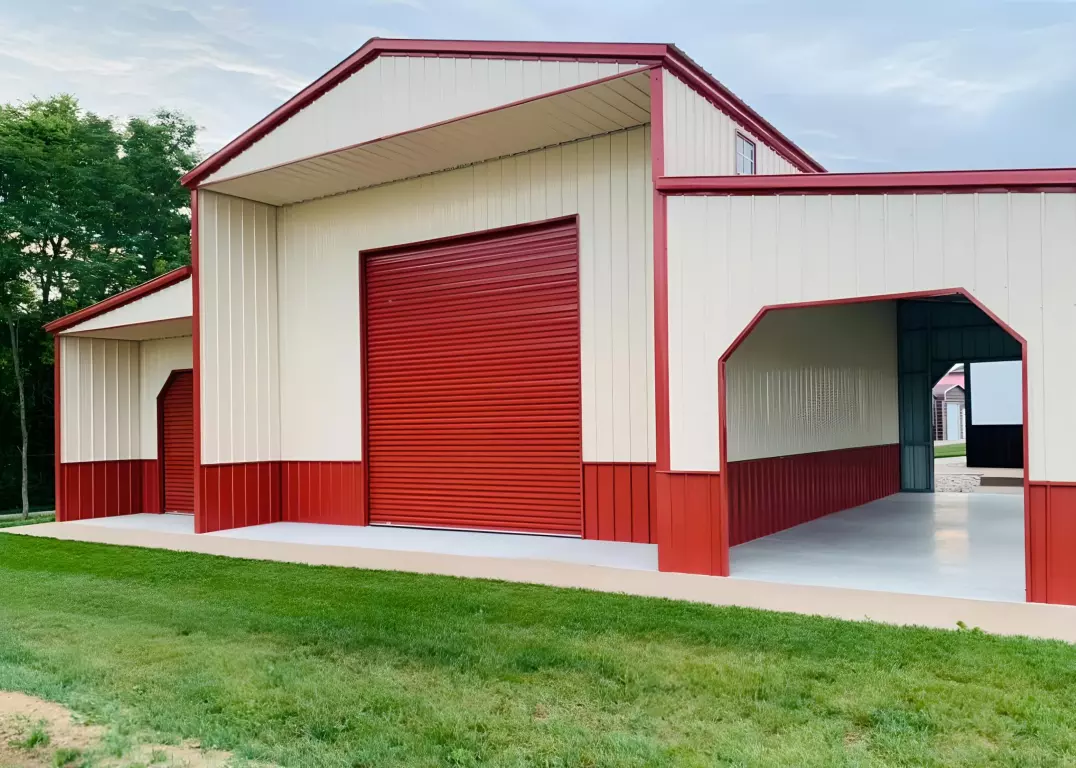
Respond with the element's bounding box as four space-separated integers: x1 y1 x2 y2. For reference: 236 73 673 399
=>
736 134 756 175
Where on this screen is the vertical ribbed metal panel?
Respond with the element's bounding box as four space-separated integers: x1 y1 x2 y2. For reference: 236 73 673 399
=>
60 336 140 463
199 463 280 533
662 71 801 176
161 371 195 513
897 304 932 492
365 219 582 534
197 190 280 465
724 302 899 463
727 444 900 545
655 471 724 575
581 463 655 543
1028 484 1076 604
280 461 364 525
58 461 146 521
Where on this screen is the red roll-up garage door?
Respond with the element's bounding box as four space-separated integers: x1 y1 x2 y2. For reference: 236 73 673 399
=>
365 218 582 535
160 370 195 513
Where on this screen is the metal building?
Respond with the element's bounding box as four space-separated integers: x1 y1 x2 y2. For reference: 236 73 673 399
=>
47 39 1076 607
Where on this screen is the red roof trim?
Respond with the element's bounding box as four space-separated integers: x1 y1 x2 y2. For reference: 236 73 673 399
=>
44 266 192 334
181 38 823 188
658 168 1076 195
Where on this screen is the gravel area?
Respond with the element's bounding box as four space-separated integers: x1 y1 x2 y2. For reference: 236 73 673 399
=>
934 473 982 493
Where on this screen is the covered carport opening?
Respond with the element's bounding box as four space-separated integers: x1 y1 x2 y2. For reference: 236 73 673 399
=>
721 291 1027 602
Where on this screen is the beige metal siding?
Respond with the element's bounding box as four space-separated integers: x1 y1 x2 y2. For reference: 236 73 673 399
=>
666 192 1076 480
60 337 140 463
63 278 191 334
138 336 194 460
197 190 280 465
662 72 801 176
206 56 647 185
725 303 899 461
277 127 655 463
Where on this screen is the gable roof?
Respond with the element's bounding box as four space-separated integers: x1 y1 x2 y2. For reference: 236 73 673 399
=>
933 372 965 398
181 38 824 188
44 266 192 334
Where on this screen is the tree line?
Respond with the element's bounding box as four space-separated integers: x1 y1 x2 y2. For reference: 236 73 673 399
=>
0 95 199 514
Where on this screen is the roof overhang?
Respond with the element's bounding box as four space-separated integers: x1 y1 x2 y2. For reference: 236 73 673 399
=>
182 38 823 193
45 266 193 340
61 316 193 341
200 67 653 206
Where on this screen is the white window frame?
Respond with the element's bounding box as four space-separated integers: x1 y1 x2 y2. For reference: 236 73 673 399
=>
736 133 756 175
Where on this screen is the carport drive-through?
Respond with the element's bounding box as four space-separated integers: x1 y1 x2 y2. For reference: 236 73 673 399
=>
720 290 1026 602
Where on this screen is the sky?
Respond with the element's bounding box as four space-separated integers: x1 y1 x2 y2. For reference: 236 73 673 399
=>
1 0 1074 172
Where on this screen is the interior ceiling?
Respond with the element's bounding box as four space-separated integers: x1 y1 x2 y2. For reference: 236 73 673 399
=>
62 317 192 341
202 69 652 207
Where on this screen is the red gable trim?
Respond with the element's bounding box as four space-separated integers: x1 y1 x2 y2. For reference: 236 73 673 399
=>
44 266 192 334
181 38 822 188
658 168 1076 195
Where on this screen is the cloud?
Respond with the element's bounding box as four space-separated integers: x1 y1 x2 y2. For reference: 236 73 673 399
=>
1 0 1074 170
366 0 428 10
0 0 391 151
0 27 141 78
147 39 310 95
728 20 1076 121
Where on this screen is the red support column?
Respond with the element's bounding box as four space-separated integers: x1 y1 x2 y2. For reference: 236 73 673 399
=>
1028 482 1076 605
649 67 730 576
190 189 206 533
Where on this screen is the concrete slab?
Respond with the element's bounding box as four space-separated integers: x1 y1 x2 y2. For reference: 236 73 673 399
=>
74 513 195 534
58 514 659 571
973 485 1023 495
213 520 658 570
730 493 1024 602
6 511 1075 643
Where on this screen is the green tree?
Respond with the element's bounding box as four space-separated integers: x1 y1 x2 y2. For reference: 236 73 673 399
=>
0 95 198 515
0 220 35 517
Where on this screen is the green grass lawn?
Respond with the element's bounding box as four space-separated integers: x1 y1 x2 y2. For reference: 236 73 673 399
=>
935 442 967 459
0 513 55 529
0 535 1073 767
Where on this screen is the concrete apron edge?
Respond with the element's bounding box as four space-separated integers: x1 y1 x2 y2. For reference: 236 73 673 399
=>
6 522 1074 644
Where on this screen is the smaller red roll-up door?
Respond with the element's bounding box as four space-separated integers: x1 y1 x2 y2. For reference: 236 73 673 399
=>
365 218 582 535
160 371 195 513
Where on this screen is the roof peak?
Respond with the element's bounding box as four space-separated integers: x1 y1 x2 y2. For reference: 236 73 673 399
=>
181 37 823 188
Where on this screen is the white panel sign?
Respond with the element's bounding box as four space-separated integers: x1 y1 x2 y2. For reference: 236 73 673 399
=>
971 361 1023 425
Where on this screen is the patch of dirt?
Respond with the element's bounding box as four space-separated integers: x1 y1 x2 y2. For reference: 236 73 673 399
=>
0 691 237 767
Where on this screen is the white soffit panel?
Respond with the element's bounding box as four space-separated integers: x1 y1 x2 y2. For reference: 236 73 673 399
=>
61 278 192 338
65 317 193 341
202 70 652 206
